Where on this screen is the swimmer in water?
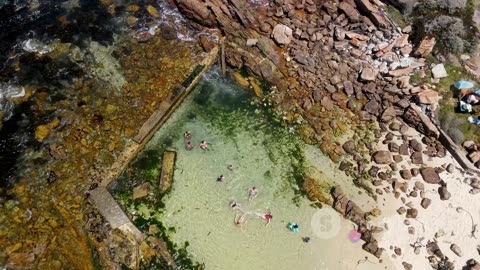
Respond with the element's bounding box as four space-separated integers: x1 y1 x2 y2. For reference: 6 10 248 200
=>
234 213 247 227
184 131 192 140
185 141 194 150
200 140 209 150
248 187 258 201
230 200 242 211
217 175 225 182
256 212 272 226
303 237 311 243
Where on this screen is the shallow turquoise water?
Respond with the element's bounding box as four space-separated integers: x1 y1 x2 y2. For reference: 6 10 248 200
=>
125 69 390 270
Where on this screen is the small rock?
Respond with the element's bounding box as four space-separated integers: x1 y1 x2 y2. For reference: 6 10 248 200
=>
272 24 293 45
446 163 455 173
402 261 412 270
394 247 402 256
360 67 378 81
411 151 423 164
246 38 258 46
450 243 463 257
431 64 448 79
406 208 418 218
439 186 451 200
397 207 406 215
421 198 431 209
420 167 441 184
342 140 356 155
400 169 412 180
415 181 425 191
373 150 392 164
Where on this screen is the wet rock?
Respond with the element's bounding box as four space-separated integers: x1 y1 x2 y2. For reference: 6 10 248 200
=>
35 124 50 142
421 198 431 209
450 243 463 257
373 151 392 164
135 31 153 42
50 144 67 160
406 208 418 218
199 35 215 52
7 253 35 268
420 167 440 184
133 182 152 200
272 24 293 45
439 186 451 200
147 5 160 18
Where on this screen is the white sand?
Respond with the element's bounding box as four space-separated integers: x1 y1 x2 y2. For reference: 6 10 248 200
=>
361 122 480 269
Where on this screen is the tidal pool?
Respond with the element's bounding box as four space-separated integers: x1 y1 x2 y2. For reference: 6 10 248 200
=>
118 69 391 270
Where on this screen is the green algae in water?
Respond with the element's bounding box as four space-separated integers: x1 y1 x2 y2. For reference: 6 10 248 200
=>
111 68 385 270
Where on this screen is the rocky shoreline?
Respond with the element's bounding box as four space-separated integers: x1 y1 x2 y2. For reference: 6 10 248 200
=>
173 0 480 269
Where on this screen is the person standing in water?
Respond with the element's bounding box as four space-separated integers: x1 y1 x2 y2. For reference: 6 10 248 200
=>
248 187 258 201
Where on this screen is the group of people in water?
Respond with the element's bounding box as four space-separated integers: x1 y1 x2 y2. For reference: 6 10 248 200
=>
181 130 305 239
184 131 209 150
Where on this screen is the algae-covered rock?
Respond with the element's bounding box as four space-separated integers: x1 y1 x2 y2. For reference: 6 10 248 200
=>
35 125 50 142
147 5 160 18
232 72 250 87
303 175 333 206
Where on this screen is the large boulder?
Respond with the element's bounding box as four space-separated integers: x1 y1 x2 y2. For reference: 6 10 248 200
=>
271 24 293 45
372 151 392 164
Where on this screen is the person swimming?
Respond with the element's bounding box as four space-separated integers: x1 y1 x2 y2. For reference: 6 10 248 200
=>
184 131 192 140
248 187 258 201
230 200 240 209
185 141 194 150
256 212 272 226
217 175 225 182
288 222 299 233
234 213 247 227
303 237 311 243
200 140 209 150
